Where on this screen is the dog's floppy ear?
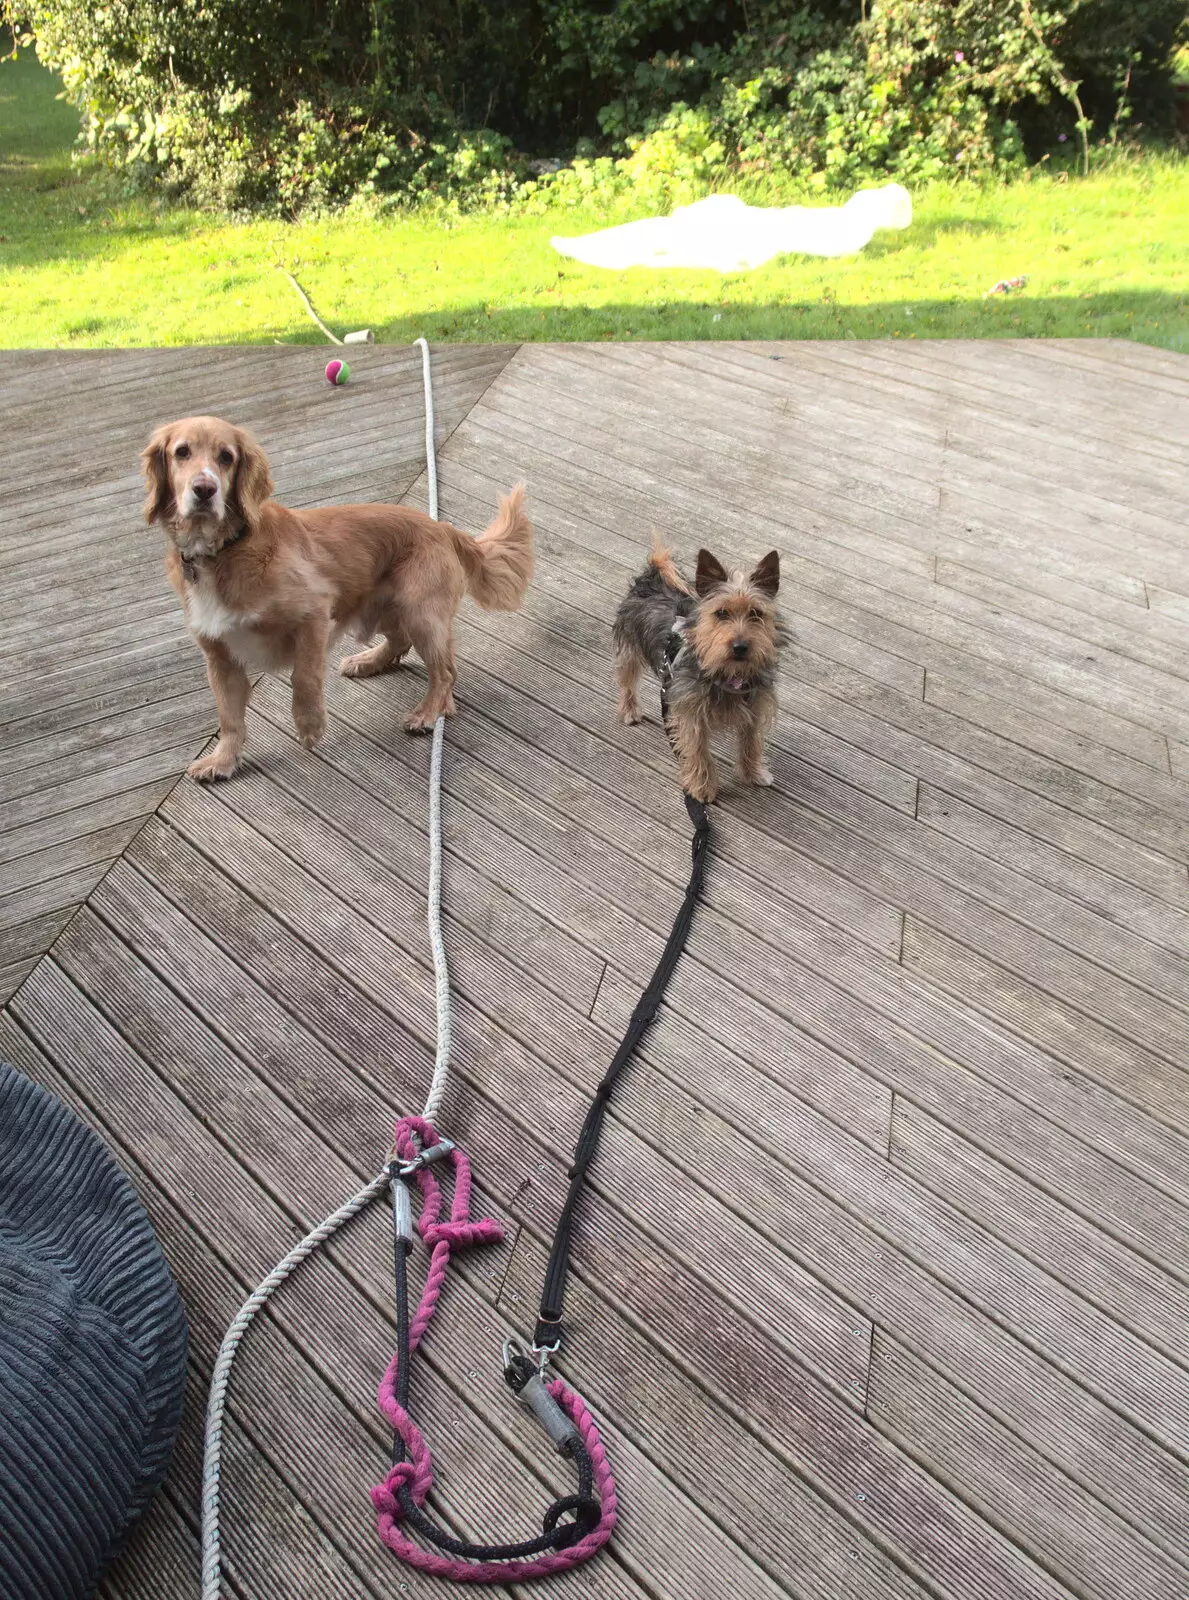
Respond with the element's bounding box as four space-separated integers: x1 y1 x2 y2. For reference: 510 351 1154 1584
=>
140 425 174 524
694 548 729 596
749 550 780 596
231 426 274 530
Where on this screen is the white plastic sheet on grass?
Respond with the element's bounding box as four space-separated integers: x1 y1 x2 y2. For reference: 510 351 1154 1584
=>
551 184 912 272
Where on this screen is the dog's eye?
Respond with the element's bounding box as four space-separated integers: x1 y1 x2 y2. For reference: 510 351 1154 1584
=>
174 444 190 460
749 608 763 621
714 608 730 621
217 448 234 466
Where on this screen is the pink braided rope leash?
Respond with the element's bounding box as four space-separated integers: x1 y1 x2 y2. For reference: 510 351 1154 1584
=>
370 1115 619 1581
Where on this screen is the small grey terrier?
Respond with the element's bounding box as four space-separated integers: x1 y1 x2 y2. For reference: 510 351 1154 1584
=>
612 538 784 803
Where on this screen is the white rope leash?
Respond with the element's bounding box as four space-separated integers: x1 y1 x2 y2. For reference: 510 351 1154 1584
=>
416 334 452 1129
201 339 450 1599
423 708 451 1126
200 1173 389 1596
417 334 439 523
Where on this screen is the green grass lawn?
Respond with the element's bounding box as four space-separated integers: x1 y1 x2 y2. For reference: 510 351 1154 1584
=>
3 41 1189 351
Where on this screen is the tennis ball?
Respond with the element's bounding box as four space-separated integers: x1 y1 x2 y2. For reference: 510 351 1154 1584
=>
325 357 350 385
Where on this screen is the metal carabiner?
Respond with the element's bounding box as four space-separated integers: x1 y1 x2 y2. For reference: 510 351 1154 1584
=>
398 1137 456 1178
502 1334 578 1452
388 1139 455 1245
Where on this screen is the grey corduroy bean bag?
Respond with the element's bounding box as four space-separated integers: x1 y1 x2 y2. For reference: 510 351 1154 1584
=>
0 1061 188 1599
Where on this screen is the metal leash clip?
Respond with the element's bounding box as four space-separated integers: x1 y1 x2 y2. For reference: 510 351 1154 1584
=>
501 1334 579 1451
388 1138 456 1244
397 1137 456 1177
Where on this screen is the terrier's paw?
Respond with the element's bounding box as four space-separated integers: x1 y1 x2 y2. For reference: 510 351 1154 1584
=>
751 764 775 787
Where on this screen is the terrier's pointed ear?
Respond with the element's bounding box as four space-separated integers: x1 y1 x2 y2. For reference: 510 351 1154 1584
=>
749 550 780 596
140 425 173 524
694 549 729 596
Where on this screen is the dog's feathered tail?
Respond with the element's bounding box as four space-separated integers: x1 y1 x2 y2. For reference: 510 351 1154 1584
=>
449 484 534 611
647 533 696 596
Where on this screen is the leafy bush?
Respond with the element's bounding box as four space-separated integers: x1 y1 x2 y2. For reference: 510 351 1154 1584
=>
638 1 1185 190
5 0 551 210
6 0 1186 212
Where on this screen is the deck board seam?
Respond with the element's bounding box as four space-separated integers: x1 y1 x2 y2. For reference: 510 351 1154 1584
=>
588 959 610 1021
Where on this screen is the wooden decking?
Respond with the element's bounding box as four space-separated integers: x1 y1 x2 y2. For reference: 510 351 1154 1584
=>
2 338 1188 1600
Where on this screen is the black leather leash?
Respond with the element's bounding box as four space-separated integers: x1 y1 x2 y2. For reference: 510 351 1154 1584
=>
532 628 709 1358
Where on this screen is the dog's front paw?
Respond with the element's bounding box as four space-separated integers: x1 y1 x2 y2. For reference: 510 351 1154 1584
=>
750 764 775 787
618 701 641 726
295 712 327 750
686 778 718 804
188 744 240 782
404 698 452 733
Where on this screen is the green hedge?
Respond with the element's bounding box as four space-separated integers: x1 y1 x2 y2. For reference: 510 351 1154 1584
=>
6 1 1186 210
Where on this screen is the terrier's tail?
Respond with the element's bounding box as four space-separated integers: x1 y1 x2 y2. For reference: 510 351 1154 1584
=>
647 533 695 596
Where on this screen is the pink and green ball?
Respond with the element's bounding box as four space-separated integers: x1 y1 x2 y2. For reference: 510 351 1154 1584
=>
325 358 350 386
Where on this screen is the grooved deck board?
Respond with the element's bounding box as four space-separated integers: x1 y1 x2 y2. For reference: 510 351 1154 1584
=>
2 340 1188 1600
866 1333 1189 1600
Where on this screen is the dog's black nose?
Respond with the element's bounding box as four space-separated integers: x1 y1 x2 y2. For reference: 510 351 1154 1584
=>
731 639 749 659
192 480 217 502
